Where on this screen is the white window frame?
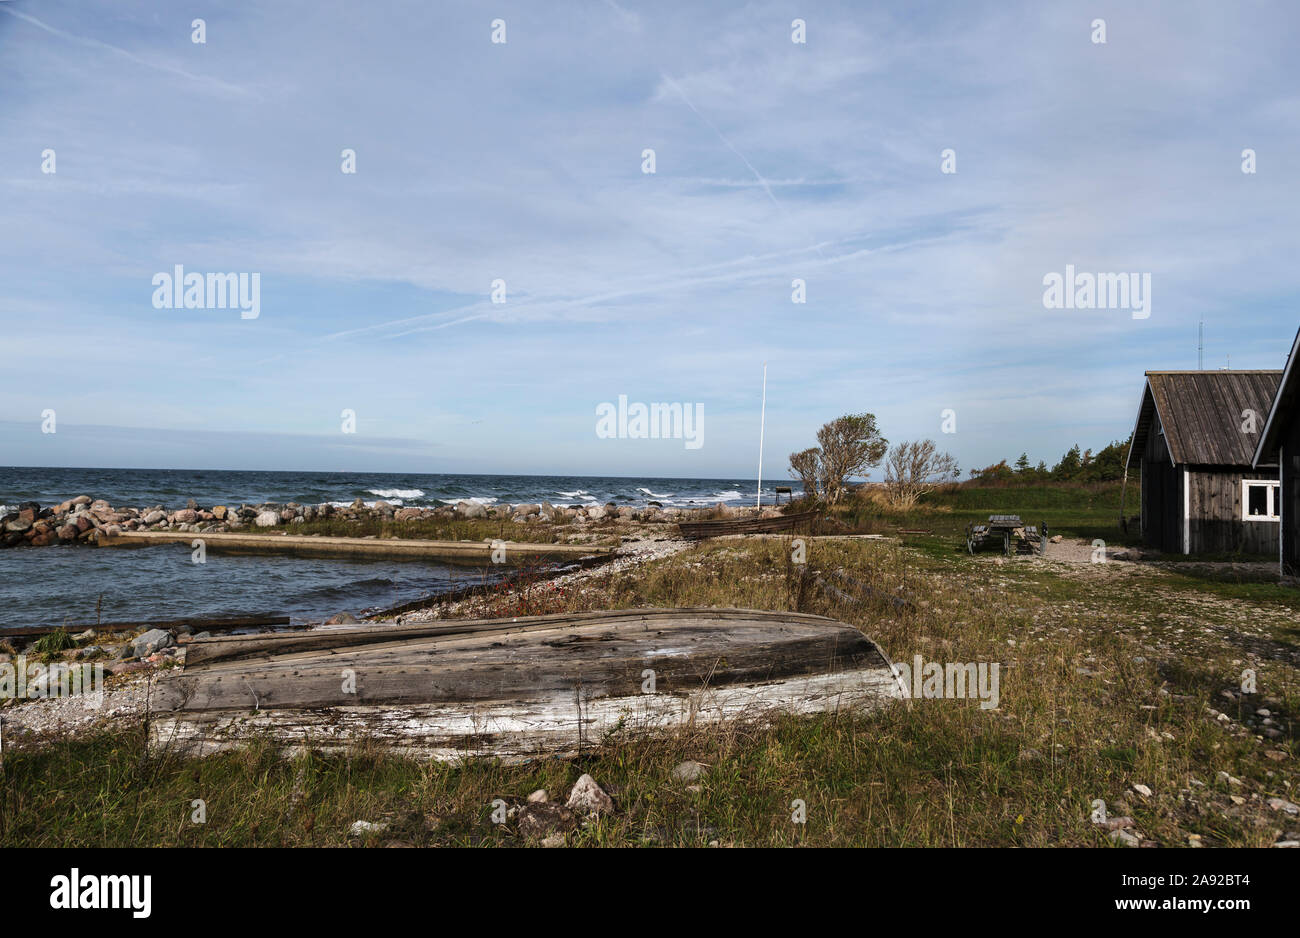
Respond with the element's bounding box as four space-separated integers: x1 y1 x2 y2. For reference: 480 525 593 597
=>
1241 480 1280 522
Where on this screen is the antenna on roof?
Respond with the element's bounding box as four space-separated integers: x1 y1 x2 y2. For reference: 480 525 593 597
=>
1198 320 1203 370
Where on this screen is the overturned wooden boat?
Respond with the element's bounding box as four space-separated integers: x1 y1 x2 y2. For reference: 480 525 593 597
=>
149 607 901 761
676 509 819 539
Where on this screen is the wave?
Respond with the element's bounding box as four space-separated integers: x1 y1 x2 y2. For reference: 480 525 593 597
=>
557 490 598 501
713 490 745 501
636 488 673 499
367 488 424 500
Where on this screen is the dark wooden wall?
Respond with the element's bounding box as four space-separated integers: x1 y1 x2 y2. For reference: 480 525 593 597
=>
1283 418 1300 576
1188 469 1279 555
1140 423 1182 552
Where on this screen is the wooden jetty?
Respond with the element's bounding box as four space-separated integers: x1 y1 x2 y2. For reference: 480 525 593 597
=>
677 510 819 540
96 529 613 565
149 607 902 761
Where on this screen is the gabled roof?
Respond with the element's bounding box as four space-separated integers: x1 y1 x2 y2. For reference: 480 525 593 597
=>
1126 370 1282 469
1253 327 1300 467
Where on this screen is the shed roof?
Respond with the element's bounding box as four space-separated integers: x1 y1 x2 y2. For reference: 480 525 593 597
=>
1126 370 1281 469
1253 327 1300 467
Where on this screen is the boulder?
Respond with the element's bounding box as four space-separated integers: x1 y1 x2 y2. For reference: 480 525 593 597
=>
71 495 92 506
56 523 79 541
89 499 112 513
325 612 361 625
212 505 228 520
394 507 423 522
254 511 280 527
171 509 198 524
131 628 174 657
516 503 541 517
457 501 487 519
586 505 607 521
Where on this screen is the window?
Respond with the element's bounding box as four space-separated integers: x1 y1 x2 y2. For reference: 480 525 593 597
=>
1242 480 1280 521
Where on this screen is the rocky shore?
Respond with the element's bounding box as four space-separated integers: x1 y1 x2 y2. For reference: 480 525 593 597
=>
0 495 787 549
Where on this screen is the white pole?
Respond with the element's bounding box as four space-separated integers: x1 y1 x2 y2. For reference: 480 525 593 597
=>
756 362 767 509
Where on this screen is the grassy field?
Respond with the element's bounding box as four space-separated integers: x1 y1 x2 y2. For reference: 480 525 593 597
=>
815 480 1134 547
2 484 1296 848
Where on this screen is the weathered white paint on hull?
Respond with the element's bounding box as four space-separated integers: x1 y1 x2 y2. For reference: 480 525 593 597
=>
150 666 902 762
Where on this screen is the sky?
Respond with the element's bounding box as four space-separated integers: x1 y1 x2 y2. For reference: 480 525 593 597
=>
1 0 1297 478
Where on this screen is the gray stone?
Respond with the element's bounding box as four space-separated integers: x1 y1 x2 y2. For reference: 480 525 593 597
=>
671 760 706 783
456 501 487 519
131 628 174 657
565 773 614 818
527 789 549 803
254 510 280 527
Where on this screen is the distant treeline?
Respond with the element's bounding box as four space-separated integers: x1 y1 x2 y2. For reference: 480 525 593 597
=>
968 435 1131 485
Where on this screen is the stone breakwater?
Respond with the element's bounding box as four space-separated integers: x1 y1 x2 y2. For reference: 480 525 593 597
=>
0 495 787 548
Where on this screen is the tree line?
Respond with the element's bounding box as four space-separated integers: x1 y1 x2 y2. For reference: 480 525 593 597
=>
788 413 1132 504
968 436 1131 484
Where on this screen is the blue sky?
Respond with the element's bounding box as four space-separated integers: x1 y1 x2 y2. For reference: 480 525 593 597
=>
1 0 1297 477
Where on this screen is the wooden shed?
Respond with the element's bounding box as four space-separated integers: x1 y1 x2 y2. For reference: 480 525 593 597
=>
1126 370 1281 555
1252 328 1300 575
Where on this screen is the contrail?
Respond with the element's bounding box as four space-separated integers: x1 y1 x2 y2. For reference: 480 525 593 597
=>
0 5 254 98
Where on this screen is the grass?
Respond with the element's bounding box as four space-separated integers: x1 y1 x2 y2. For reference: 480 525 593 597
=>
2 484 1296 847
814 481 1136 547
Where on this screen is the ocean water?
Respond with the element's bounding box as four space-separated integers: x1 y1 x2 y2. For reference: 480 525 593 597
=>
0 467 795 513
0 468 801 632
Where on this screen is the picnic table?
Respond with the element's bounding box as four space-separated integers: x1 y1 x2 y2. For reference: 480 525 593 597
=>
965 514 1048 556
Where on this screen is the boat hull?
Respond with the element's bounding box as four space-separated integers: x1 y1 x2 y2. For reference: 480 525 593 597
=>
149 607 901 761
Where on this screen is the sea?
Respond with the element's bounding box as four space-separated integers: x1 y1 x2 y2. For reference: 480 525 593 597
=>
0 468 801 632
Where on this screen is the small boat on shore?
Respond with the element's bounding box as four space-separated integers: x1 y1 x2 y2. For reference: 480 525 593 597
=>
150 607 901 761
676 509 819 539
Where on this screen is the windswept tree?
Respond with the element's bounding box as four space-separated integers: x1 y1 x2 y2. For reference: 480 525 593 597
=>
882 439 960 509
788 447 822 500
788 413 889 504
